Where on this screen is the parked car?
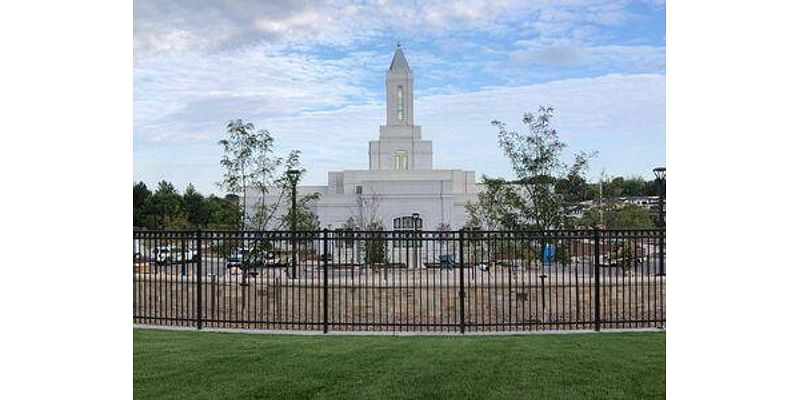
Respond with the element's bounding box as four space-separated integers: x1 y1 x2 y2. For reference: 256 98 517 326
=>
226 248 279 269
134 239 141 261
149 246 197 265
225 248 247 268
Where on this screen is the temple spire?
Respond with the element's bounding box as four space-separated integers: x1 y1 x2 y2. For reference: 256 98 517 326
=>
385 44 414 126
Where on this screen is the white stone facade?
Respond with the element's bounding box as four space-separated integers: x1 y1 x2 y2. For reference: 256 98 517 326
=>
248 45 480 230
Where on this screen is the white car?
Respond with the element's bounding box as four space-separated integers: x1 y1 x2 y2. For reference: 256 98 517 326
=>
134 239 141 261
149 246 197 265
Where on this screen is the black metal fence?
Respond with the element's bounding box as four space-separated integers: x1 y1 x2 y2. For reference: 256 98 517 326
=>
133 229 665 333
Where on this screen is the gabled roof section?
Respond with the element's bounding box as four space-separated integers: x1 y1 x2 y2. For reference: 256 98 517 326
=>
389 44 411 72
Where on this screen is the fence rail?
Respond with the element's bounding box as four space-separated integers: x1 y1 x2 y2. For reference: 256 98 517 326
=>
133 229 665 333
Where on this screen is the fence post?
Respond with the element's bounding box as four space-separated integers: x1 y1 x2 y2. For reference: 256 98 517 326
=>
458 229 466 334
196 230 203 330
593 227 601 332
658 229 666 276
323 229 329 334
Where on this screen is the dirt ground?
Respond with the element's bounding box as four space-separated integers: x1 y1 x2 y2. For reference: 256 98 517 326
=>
134 267 665 332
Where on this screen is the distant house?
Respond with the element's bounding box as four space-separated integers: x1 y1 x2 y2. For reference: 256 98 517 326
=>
567 196 664 222
618 196 664 216
567 202 594 220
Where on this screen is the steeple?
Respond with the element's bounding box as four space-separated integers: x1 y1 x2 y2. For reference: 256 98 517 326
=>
386 43 414 126
369 44 432 171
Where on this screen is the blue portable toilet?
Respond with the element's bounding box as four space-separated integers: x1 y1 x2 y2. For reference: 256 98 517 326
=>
542 243 555 268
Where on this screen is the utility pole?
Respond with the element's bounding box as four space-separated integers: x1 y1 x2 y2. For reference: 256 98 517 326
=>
598 169 605 228
241 170 246 231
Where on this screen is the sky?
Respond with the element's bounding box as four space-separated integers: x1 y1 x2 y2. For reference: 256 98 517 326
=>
134 0 666 195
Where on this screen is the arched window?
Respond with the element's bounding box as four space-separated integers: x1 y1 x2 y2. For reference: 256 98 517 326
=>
397 86 404 121
394 150 408 170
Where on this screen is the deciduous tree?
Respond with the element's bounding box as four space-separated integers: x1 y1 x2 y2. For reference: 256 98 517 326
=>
466 106 593 230
218 119 319 230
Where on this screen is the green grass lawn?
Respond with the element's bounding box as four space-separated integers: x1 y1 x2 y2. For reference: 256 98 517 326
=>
134 329 665 399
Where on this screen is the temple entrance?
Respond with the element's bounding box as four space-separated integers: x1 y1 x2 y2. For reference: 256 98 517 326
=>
393 214 422 269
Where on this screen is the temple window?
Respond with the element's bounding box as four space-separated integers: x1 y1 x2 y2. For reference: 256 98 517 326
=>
397 86 404 121
394 150 408 170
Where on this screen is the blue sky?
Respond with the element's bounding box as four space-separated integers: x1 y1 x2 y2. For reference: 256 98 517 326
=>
134 0 665 195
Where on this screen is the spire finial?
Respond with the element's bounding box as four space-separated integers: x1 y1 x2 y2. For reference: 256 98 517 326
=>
397 42 401 49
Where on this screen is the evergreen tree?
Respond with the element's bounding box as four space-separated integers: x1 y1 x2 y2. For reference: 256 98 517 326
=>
150 180 187 229
183 184 206 227
133 181 151 228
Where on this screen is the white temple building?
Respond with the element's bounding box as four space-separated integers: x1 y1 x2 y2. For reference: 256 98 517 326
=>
249 45 480 231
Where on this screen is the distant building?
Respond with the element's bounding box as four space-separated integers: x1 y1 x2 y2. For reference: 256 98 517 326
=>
566 202 593 220
619 196 664 217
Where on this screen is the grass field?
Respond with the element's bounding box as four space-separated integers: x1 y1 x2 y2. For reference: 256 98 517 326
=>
134 329 665 399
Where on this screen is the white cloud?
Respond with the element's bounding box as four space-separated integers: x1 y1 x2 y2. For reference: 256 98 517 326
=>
134 0 641 55
509 41 665 71
134 44 387 144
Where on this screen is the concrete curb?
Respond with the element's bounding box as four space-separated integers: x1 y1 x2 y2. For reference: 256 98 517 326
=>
133 324 664 337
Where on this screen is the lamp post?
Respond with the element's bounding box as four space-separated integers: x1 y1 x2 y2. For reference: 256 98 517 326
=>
652 167 666 276
411 213 421 269
652 167 666 228
287 169 301 279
